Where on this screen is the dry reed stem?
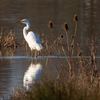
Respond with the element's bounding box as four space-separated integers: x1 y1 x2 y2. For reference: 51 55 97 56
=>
86 37 98 83
64 15 78 77
62 22 74 77
70 17 78 55
63 23 74 76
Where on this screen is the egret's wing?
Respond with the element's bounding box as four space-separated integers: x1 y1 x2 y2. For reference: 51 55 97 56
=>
26 31 42 50
27 31 41 44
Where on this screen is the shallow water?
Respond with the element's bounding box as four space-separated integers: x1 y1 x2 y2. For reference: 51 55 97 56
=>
0 56 68 96
0 0 100 97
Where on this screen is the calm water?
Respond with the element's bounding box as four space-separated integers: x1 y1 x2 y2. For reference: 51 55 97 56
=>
0 0 100 96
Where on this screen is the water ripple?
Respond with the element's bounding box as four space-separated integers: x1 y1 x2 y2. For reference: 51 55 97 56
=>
0 56 99 59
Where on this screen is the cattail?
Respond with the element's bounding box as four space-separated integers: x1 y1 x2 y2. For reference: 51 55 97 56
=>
48 21 53 28
73 14 78 22
63 22 69 31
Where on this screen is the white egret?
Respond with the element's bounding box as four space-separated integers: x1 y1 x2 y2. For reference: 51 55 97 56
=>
19 19 43 57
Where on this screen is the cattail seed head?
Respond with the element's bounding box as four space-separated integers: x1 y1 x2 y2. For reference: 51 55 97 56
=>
71 44 74 48
60 34 63 38
78 52 82 56
63 22 69 31
73 14 78 22
71 35 75 38
48 21 53 29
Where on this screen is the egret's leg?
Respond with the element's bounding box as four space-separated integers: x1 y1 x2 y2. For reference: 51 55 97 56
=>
37 51 40 56
34 50 38 62
30 49 31 56
35 56 37 63
35 50 37 57
31 50 34 57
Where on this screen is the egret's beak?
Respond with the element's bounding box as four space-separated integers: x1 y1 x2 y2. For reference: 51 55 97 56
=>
15 20 22 23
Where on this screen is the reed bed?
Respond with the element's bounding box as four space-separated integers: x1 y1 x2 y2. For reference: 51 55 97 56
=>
9 14 100 100
0 29 18 48
0 29 19 56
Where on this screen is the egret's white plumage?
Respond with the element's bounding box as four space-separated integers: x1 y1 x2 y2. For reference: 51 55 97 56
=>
20 19 42 55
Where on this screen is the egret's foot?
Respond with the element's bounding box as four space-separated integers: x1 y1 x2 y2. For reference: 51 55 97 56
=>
31 55 37 59
34 56 37 59
33 56 38 64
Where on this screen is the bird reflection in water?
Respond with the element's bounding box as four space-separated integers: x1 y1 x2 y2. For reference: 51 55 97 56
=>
23 62 42 91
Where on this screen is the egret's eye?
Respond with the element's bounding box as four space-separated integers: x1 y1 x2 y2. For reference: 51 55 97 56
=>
21 20 25 22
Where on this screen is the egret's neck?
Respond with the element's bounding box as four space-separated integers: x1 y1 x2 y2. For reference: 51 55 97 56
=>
23 23 30 39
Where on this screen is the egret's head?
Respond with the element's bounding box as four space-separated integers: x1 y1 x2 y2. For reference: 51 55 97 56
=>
16 19 30 25
21 19 30 25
